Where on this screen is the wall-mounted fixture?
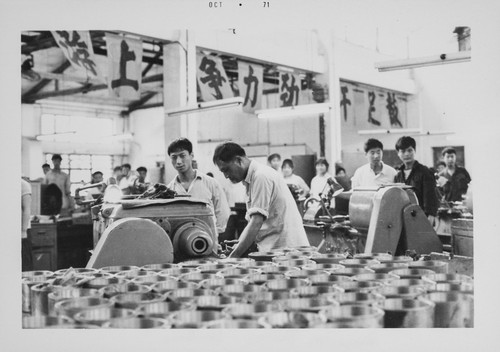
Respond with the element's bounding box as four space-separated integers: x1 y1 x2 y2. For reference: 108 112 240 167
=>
374 51 471 72
165 97 244 117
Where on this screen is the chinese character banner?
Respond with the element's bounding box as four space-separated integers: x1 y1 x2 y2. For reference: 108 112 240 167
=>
339 81 408 130
279 73 301 107
106 34 143 100
238 62 263 113
51 31 100 79
196 54 234 102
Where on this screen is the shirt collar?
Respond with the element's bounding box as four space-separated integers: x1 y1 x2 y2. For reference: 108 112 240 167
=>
243 160 257 186
399 160 420 171
176 170 202 184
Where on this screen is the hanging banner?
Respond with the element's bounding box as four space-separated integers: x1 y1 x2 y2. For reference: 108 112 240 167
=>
238 62 263 113
51 31 100 79
339 80 409 130
105 34 143 100
196 54 233 101
279 72 301 107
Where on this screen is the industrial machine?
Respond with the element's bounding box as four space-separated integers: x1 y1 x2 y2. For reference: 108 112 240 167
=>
80 182 219 268
304 184 443 256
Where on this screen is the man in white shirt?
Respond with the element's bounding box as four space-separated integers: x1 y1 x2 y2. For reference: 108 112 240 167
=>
44 154 73 214
118 163 137 195
167 138 230 235
351 138 397 189
213 142 310 257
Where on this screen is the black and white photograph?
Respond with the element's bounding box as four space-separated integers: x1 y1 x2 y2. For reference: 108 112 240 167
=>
2 0 500 351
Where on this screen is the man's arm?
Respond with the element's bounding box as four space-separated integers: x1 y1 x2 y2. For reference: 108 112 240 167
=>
228 213 265 258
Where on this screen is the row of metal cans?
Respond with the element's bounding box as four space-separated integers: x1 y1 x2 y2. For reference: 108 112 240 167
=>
22 250 474 328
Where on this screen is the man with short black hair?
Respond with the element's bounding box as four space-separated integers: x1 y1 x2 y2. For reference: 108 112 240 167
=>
42 163 51 175
438 147 471 202
213 142 309 257
44 154 73 214
118 163 137 195
351 138 397 188
394 136 438 223
131 167 150 194
167 138 230 234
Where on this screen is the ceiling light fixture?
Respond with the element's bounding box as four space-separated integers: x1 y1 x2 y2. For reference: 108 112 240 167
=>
165 97 244 117
374 51 471 72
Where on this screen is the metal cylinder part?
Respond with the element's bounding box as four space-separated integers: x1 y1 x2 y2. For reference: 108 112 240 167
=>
47 287 102 316
354 253 393 261
54 297 113 319
81 277 127 290
179 259 216 269
198 278 248 290
151 280 198 294
291 285 342 298
260 265 300 275
282 297 338 313
222 302 282 320
166 288 215 303
285 269 330 279
103 317 170 329
217 267 260 279
30 283 55 316
136 301 195 318
319 304 385 328
22 271 54 314
258 311 325 328
353 273 399 283
303 263 345 273
217 284 265 299
340 259 380 269
330 267 375 277
246 290 292 303
22 315 73 329
408 260 448 273
179 272 219 284
382 298 435 328
99 283 152 298
368 262 409 274
330 292 385 306
169 309 225 328
197 263 236 274
265 278 310 292
177 226 214 257
141 263 180 272
194 295 243 311
378 285 425 299
111 292 166 309
73 307 137 326
248 251 284 261
206 319 270 329
333 280 384 293
424 291 474 328
309 274 352 286
388 268 436 279
310 253 347 264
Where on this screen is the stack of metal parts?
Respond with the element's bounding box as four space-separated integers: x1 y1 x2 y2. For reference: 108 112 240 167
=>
22 247 474 329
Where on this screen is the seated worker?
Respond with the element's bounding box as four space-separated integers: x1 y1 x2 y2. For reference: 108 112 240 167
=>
438 147 472 202
282 159 310 200
335 166 352 192
167 138 230 235
118 163 137 195
131 166 151 194
394 136 438 224
83 171 106 200
213 142 310 257
310 158 332 199
351 138 397 188
267 153 282 173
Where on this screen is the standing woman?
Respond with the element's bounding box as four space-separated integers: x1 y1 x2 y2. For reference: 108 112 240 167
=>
282 159 310 200
310 158 332 199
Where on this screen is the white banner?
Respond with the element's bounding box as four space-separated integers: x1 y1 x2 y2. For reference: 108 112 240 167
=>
106 33 143 100
196 54 233 101
51 31 100 79
238 62 263 113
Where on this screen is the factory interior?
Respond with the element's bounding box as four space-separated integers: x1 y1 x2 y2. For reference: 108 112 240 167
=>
6 0 500 346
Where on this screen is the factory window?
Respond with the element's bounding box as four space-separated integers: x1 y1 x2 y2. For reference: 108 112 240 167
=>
40 113 114 142
44 153 124 194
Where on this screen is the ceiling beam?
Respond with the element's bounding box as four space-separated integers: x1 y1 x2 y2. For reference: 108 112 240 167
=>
22 60 72 103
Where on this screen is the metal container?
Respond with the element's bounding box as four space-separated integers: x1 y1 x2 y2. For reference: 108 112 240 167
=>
131 275 171 286
353 273 399 283
273 258 315 268
244 273 284 285
179 259 217 269
354 253 393 261
111 292 166 309
281 253 311 260
54 268 99 276
330 292 385 306
179 272 219 284
115 270 157 280
388 268 436 279
248 251 284 261
217 267 260 279
194 295 243 311
422 273 473 286
22 271 55 314
319 304 385 328
382 298 435 328
433 282 474 293
45 324 100 329
197 263 236 274
291 285 341 298
340 258 380 269
22 315 73 329
22 270 54 280
408 260 448 273
424 291 474 327
379 256 413 263
282 297 337 313
141 263 180 272
292 245 319 252
265 278 310 292
99 283 152 298
151 280 198 294
169 309 225 328
258 311 325 328
309 274 352 286
330 267 375 277
244 261 278 269
310 253 347 264
47 287 102 315
30 283 55 316
222 302 282 320
260 265 300 275
378 285 426 299
333 280 384 293
285 269 329 279
99 265 140 275
54 297 113 319
302 263 345 273
73 307 136 326
81 276 127 290
136 301 195 318
220 257 256 267
166 288 216 303
268 247 298 254
103 317 170 329
217 284 265 299
206 319 270 329
388 278 430 290
198 277 248 290
246 290 292 303
158 267 197 279
368 262 409 274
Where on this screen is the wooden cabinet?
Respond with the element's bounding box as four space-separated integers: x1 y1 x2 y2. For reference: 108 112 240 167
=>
29 223 57 271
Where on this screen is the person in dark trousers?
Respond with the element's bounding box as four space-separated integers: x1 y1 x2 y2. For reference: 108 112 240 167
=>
394 136 438 225
438 147 471 202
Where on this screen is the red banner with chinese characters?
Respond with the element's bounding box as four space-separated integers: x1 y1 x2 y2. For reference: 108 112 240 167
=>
279 72 301 107
51 31 100 80
196 54 234 101
339 80 409 130
238 62 263 113
106 34 143 100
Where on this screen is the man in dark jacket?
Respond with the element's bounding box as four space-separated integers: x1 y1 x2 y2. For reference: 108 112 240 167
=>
438 147 471 202
394 136 438 225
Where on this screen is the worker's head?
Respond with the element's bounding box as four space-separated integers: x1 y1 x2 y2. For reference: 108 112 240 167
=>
92 171 103 183
213 142 249 183
364 139 384 167
336 166 346 178
113 166 122 177
168 138 194 174
315 158 329 176
395 136 417 165
441 147 457 168
436 161 446 173
267 153 281 171
136 167 147 182
121 163 131 176
51 154 62 168
42 163 51 175
281 159 294 177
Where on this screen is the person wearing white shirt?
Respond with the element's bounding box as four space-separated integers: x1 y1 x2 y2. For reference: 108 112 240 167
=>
118 163 137 195
282 159 310 200
351 138 397 189
310 158 333 198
